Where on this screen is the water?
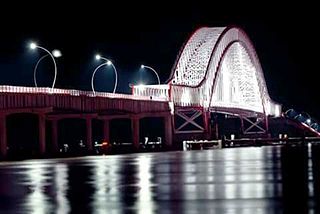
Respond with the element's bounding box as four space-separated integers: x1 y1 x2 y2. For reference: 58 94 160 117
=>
0 145 319 213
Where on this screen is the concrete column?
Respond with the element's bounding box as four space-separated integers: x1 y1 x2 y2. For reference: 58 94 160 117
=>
210 113 218 139
203 111 211 139
39 114 46 155
103 119 110 143
265 115 269 133
86 117 93 151
164 115 173 147
240 116 244 134
0 114 7 158
131 117 140 149
214 122 219 139
51 119 59 153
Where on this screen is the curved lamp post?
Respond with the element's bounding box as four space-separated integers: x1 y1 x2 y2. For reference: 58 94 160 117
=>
30 42 61 88
91 54 118 95
33 54 49 87
141 64 160 85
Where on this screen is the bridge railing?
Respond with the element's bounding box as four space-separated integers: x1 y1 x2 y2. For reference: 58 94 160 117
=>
0 85 168 101
132 84 206 107
132 84 170 101
170 85 202 107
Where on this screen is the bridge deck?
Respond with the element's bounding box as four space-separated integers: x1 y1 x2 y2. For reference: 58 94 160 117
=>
0 85 170 114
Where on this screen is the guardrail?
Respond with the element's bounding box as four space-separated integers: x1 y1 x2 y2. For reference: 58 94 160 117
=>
0 85 167 102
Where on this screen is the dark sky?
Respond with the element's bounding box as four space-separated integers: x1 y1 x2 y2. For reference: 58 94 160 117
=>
0 3 319 118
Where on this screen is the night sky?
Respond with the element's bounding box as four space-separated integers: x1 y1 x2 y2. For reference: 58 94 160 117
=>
0 3 319 118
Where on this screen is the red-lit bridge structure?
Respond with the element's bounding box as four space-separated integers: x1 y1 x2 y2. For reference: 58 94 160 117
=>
0 26 286 157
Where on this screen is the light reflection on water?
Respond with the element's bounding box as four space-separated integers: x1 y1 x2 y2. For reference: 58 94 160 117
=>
55 164 70 214
23 164 53 213
90 157 120 214
0 145 319 213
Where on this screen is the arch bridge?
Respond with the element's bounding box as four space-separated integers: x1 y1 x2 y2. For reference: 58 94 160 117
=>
134 26 281 139
0 26 284 158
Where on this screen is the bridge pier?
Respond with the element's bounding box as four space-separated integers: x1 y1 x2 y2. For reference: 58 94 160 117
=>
204 111 211 139
131 116 140 149
103 119 110 143
51 119 59 153
38 114 46 155
211 113 219 139
0 114 7 158
164 115 173 147
86 117 93 151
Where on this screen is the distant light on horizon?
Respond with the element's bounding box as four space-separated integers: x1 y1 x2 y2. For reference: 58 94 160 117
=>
141 64 145 69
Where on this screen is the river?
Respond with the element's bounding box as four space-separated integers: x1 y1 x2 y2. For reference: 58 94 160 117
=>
0 145 319 213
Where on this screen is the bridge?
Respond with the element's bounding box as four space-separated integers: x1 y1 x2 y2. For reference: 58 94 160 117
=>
0 26 305 158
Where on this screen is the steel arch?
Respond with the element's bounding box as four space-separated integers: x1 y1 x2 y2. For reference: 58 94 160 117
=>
169 26 281 116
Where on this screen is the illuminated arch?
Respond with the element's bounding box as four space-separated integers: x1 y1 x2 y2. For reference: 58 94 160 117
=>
169 26 281 116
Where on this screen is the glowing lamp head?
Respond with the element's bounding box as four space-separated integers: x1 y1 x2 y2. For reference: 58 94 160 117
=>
52 49 62 58
141 64 145 69
107 60 112 66
30 42 37 50
95 54 101 60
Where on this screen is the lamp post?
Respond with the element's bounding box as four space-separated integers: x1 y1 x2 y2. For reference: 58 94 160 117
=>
141 64 160 85
30 42 61 89
91 54 118 95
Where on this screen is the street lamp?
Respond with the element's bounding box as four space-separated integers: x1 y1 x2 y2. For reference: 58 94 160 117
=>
140 64 160 85
33 49 62 87
91 54 118 95
29 42 61 89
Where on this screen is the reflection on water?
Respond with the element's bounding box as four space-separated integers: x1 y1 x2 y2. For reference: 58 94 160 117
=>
55 164 70 214
23 164 53 213
91 157 120 214
137 155 155 214
0 145 319 213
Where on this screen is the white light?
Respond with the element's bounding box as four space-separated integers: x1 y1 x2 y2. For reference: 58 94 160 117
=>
138 84 145 87
137 156 154 213
52 49 62 58
141 64 145 69
95 54 101 60
30 42 37 50
106 60 112 66
306 119 311 124
181 91 191 105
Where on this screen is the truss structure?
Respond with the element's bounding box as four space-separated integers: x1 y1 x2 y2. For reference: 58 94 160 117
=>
133 26 281 117
174 108 205 134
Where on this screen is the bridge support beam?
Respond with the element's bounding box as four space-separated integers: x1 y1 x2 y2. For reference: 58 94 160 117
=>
164 116 172 147
0 114 7 158
241 116 268 135
51 119 59 153
174 108 205 134
131 117 140 149
103 119 110 143
211 114 219 139
38 114 46 155
86 117 93 151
